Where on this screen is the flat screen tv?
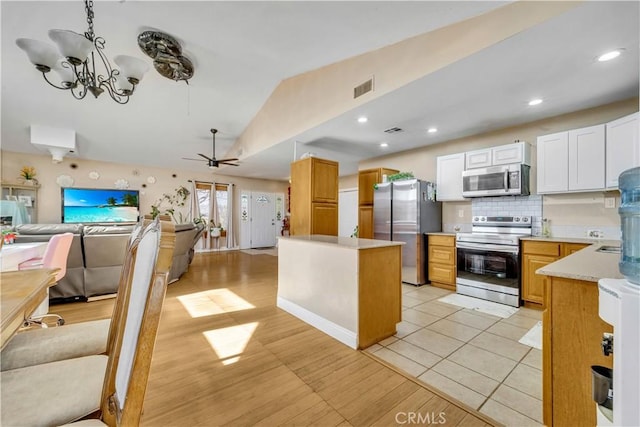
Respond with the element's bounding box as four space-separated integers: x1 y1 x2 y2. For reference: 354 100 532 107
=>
61 187 140 224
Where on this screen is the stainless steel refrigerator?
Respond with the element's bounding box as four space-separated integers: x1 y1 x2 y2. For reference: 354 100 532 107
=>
373 179 442 285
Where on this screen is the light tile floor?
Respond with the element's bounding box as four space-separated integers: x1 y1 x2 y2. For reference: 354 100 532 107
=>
367 284 543 427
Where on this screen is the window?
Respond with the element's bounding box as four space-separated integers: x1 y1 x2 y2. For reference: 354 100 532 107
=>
196 183 228 228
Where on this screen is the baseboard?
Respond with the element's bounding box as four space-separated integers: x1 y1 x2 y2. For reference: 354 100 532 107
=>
276 297 357 349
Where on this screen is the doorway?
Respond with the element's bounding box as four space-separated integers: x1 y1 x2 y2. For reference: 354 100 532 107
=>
240 191 284 249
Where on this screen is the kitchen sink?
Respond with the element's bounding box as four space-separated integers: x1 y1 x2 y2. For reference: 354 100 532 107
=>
596 245 621 254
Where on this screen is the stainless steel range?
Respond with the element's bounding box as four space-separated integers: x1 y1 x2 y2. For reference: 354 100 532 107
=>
456 216 532 307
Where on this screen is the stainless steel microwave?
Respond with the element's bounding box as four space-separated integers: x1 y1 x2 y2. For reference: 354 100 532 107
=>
462 163 530 198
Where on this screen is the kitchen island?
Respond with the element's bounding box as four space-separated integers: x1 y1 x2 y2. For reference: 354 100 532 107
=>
536 241 623 427
277 235 404 349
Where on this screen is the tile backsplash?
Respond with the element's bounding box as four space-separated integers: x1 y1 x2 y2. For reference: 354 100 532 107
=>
472 195 543 235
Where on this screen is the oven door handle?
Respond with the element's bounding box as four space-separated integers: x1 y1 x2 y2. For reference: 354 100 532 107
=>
456 241 519 254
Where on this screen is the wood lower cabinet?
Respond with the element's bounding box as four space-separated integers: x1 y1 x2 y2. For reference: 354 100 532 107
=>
522 254 556 305
427 234 456 291
521 240 588 308
357 167 398 239
543 275 613 427
310 202 338 235
358 205 373 239
290 157 338 236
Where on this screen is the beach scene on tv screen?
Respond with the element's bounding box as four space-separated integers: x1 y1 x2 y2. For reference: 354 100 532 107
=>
63 188 139 223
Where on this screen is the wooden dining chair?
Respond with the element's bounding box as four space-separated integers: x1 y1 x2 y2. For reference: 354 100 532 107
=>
0 221 144 371
0 218 175 426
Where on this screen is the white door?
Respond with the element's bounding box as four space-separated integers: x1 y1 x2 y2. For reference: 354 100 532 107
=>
338 188 358 237
250 192 276 248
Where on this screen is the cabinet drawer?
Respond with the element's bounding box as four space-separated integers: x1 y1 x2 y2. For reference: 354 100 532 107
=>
428 264 456 285
522 241 561 256
428 235 455 247
429 245 455 264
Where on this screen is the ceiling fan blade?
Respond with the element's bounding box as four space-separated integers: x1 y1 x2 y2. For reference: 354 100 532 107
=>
217 157 239 162
198 153 213 161
220 161 240 166
182 157 206 161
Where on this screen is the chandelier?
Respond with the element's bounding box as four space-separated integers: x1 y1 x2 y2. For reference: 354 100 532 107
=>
16 0 148 104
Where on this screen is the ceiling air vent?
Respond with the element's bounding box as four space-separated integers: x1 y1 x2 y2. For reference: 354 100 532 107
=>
353 77 374 99
384 127 403 134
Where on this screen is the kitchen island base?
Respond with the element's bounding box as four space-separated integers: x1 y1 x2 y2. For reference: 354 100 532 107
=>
277 235 403 349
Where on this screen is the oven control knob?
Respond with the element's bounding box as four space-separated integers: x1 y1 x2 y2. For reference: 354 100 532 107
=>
523 217 529 222
481 217 486 221
473 217 479 222
515 217 520 222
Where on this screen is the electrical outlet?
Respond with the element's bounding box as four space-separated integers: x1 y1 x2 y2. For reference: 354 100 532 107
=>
458 209 464 218
605 197 616 209
587 229 604 239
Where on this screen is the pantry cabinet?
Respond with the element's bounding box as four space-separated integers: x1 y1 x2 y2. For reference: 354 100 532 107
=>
436 153 465 201
357 167 397 238
427 234 456 291
290 157 338 236
606 112 639 189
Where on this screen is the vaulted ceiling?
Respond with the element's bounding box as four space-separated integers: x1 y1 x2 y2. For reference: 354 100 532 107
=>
2 1 638 181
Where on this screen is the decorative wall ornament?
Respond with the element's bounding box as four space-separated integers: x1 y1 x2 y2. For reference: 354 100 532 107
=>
88 171 100 180
114 178 129 189
56 174 74 187
137 31 194 82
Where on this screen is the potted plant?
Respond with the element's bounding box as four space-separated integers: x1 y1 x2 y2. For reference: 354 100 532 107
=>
210 221 222 237
150 185 190 223
19 166 38 185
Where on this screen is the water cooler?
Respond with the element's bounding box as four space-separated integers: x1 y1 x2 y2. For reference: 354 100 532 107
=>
596 166 640 426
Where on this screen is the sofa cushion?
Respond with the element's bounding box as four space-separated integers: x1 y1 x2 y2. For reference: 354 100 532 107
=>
83 225 134 297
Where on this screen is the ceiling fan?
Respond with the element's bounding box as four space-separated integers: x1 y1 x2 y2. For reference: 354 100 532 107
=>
183 128 239 168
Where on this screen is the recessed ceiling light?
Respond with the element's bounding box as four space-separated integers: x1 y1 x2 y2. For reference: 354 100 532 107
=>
427 127 438 133
357 116 368 123
380 142 388 148
598 50 622 62
528 98 543 106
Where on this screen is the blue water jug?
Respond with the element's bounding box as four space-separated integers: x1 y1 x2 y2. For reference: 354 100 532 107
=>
619 166 640 286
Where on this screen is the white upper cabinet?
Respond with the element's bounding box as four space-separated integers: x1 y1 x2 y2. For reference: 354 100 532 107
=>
465 141 531 169
537 132 569 193
606 112 640 189
465 148 492 169
568 124 605 191
492 142 531 166
436 153 465 201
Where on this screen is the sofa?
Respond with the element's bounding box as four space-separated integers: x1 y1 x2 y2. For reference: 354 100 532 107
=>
13 221 204 301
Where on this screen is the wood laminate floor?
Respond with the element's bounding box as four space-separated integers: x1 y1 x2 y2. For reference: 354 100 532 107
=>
52 251 498 426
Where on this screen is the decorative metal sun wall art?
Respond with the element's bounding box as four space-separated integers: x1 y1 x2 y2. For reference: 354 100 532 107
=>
137 31 194 82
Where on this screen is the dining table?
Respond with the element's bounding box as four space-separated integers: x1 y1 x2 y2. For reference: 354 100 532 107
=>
1 268 58 350
1 241 48 272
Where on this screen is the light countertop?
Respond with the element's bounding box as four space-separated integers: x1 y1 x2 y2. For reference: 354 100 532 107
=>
536 241 624 282
425 232 456 236
521 236 621 245
278 235 404 250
